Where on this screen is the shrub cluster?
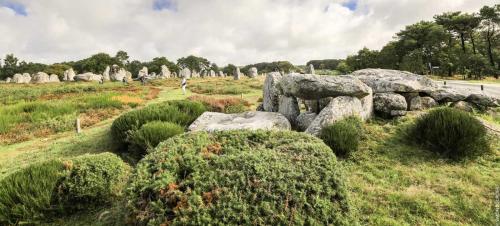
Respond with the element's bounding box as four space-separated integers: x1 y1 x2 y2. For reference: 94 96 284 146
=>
127 130 355 225
111 100 206 153
0 153 130 225
320 116 364 157
188 95 249 113
408 107 489 160
127 121 184 152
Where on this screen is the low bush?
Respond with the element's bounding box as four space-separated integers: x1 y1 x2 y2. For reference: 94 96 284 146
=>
188 95 249 113
0 153 130 225
127 121 184 154
127 130 355 225
111 100 206 148
320 116 364 157
408 107 489 160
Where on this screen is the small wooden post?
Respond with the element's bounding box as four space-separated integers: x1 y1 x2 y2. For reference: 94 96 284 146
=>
76 118 81 134
481 85 484 91
444 81 446 86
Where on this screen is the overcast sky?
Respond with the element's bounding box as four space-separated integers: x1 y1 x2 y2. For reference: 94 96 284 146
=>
0 0 496 66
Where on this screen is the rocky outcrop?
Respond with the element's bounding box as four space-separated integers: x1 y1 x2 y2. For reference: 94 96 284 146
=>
429 86 469 102
452 101 475 112
409 96 437 111
373 93 407 117
32 72 50 83
296 112 317 132
12 73 31 84
278 96 300 126
248 67 258 78
305 96 363 136
465 94 499 108
351 69 438 93
75 73 102 82
63 68 76 81
278 73 371 99
188 111 291 132
234 67 241 80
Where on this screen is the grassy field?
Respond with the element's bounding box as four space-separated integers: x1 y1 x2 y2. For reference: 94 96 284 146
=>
0 76 498 225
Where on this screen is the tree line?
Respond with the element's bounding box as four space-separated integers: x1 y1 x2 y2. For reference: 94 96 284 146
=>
311 4 500 79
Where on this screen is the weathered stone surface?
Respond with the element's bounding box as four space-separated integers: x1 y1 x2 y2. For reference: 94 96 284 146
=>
111 68 127 81
180 68 191 79
63 68 76 81
159 65 171 78
32 72 50 83
278 96 300 126
103 66 111 81
263 72 283 112
409 96 437 111
305 96 363 136
351 69 438 93
451 101 475 112
373 93 407 117
188 111 291 132
12 73 31 84
218 71 224 77
49 74 60 83
5 77 11 83
75 73 102 82
296 112 317 132
138 67 148 78
429 86 469 102
210 70 216 77
248 67 258 78
234 67 241 80
465 94 499 108
279 73 371 99
360 88 374 120
307 64 315 74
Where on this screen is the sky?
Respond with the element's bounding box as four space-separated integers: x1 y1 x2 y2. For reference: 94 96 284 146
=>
0 0 496 66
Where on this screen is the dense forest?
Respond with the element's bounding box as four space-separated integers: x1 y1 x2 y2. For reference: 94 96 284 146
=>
0 4 498 80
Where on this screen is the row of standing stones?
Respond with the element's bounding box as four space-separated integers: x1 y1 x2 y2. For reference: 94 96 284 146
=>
1 64 261 84
188 68 499 136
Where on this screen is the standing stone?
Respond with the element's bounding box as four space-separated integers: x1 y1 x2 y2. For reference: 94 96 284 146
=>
49 74 60 83
12 73 31 84
5 77 11 83
75 73 102 82
63 68 76 81
32 72 50 83
103 66 111 81
409 96 437 111
180 68 191 79
278 96 300 127
248 67 258 78
160 65 171 78
305 96 363 136
172 72 177 78
138 67 148 78
307 64 315 74
360 88 374 120
218 71 224 77
296 112 318 132
111 68 127 82
263 72 283 112
125 71 133 81
210 70 216 77
234 67 241 80
373 93 407 117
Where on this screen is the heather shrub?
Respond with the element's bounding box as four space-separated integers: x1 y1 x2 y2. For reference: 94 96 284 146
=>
127 121 184 154
0 153 129 225
320 116 364 157
127 130 355 225
188 95 249 113
408 107 489 160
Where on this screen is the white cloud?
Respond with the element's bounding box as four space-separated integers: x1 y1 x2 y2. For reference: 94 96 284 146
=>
0 0 496 66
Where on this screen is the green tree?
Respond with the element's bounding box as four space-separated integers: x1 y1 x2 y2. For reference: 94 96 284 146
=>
144 57 177 75
345 47 380 70
115 50 129 65
1 54 19 79
177 55 210 72
479 5 500 68
73 53 120 74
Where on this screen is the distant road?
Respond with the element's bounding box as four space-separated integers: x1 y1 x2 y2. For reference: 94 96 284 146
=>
438 80 500 99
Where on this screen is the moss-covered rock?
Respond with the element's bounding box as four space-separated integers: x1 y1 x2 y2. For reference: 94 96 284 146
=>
127 130 355 225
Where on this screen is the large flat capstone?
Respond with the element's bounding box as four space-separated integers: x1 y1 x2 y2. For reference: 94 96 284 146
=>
351 69 438 93
188 111 291 132
278 73 371 99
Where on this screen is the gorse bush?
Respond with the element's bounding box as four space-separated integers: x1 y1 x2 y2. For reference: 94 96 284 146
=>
408 107 489 160
111 100 206 149
0 153 129 225
320 116 364 157
127 130 355 225
127 121 184 154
